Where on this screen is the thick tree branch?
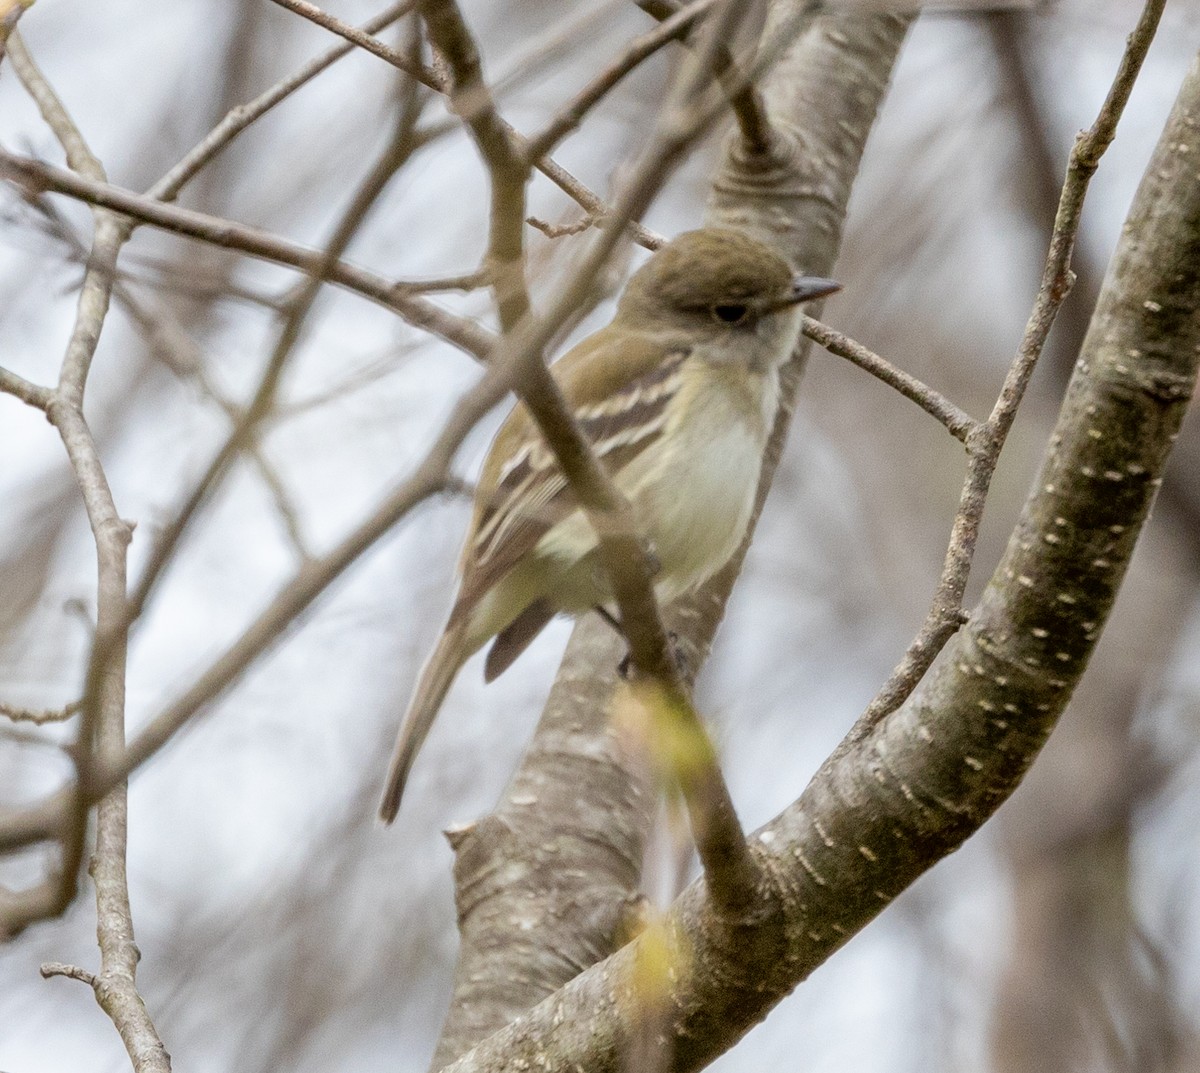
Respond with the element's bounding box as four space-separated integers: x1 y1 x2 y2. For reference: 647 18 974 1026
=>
853 0 1165 734
437 43 1200 1073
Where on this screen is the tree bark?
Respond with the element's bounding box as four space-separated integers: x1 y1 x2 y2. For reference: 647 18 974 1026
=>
435 47 1200 1073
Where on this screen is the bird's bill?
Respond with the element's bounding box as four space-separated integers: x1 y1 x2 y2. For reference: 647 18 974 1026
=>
771 276 842 309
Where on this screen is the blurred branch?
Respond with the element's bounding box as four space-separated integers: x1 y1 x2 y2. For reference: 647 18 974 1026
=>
0 149 497 359
635 0 774 154
523 0 721 161
152 0 416 201
126 68 426 626
852 0 1166 735
264 0 439 88
421 0 531 331
801 314 977 442
0 699 81 724
487 0 626 101
25 189 317 562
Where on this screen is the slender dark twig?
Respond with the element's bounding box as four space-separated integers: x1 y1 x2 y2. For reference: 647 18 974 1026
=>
851 0 1167 735
636 0 775 154
265 0 439 88
801 315 978 443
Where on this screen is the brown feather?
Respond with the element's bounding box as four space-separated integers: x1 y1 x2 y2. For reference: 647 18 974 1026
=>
483 597 555 682
449 339 689 623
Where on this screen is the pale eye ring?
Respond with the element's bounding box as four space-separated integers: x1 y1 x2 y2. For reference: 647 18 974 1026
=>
710 303 750 325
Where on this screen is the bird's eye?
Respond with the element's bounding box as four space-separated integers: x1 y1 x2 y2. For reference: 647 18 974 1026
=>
711 303 750 325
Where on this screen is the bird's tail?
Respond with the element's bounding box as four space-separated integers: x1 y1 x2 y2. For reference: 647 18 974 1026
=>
379 620 470 823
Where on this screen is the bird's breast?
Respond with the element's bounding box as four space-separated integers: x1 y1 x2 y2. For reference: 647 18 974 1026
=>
627 363 778 599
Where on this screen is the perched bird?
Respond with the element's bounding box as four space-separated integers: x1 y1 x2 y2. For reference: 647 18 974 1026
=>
380 228 839 821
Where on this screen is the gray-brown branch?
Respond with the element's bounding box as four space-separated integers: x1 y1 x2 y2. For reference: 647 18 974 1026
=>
434 44 1200 1073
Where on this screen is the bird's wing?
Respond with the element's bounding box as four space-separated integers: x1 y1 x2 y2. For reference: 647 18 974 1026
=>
449 330 689 623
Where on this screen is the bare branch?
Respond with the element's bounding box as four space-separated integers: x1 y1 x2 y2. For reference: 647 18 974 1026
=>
392 269 488 293
40 961 100 987
265 0 439 88
6 34 172 1073
0 364 53 409
527 156 666 248
852 0 1166 735
523 0 722 162
0 149 497 360
151 0 417 201
635 0 775 155
421 0 531 330
0 698 81 724
801 314 978 443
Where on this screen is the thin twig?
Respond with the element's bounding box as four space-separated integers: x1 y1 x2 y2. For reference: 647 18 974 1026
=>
852 0 1167 735
391 269 488 293
250 445 314 561
526 214 597 239
636 0 775 155
0 364 53 409
264 0 440 89
523 0 721 161
531 152 666 248
40 961 100 987
0 699 81 724
151 0 417 201
0 149 497 360
801 315 978 443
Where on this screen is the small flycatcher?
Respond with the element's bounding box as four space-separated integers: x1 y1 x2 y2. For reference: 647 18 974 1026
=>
380 227 839 821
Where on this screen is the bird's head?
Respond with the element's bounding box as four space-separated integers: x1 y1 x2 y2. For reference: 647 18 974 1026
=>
616 228 840 347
